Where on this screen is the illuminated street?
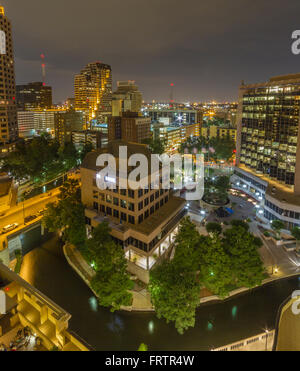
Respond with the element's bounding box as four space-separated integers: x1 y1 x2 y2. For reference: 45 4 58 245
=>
1 0 300 354
0 189 59 234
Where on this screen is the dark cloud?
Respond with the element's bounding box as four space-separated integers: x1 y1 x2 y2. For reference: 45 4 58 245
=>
3 0 300 102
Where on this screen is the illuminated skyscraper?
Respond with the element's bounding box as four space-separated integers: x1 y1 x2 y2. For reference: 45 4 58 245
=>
74 62 112 122
112 81 143 117
16 82 52 110
233 73 300 229
0 6 18 155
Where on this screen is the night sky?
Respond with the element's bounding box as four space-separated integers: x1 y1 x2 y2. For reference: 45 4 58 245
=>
3 0 300 103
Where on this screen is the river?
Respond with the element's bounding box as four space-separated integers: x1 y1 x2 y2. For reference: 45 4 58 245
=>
19 233 300 351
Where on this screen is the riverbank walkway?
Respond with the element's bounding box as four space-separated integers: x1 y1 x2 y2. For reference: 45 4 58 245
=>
63 244 154 311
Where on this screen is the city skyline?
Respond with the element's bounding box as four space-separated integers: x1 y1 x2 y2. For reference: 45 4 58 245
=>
1 0 300 353
3 0 300 103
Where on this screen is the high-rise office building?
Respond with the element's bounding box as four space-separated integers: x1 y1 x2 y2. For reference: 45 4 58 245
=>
81 141 186 283
54 109 86 146
233 73 300 229
143 105 200 126
112 81 143 117
72 130 107 151
17 109 66 138
109 112 151 143
0 6 18 155
74 62 112 121
16 82 52 110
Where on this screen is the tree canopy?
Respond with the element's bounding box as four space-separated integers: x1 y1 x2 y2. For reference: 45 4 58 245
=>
42 179 86 248
88 223 134 312
206 222 222 238
179 136 235 162
1 133 80 185
149 217 265 333
142 138 166 155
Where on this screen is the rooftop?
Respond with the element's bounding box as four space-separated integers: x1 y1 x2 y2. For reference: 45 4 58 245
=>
81 140 152 172
241 73 300 90
237 164 300 206
132 195 185 235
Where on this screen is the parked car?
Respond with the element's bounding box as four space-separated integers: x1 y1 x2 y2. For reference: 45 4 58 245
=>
24 215 38 223
2 223 19 234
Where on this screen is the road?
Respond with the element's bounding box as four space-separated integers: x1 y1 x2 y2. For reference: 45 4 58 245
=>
0 171 81 234
0 188 60 231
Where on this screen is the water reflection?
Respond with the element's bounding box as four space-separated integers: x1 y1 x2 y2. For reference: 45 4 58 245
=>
148 320 155 334
20 234 300 351
107 315 124 333
232 306 238 318
88 297 98 312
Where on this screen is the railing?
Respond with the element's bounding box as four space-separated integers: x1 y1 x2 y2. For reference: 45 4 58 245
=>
213 330 275 351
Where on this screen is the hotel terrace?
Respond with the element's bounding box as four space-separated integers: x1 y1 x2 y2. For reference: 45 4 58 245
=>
0 263 91 351
81 141 186 283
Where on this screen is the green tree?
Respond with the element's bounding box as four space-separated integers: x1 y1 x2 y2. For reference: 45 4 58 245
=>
230 219 249 231
271 220 285 239
149 260 201 335
138 343 148 351
149 218 202 334
79 142 94 162
215 176 230 192
59 142 78 170
42 179 86 248
206 222 222 239
222 226 265 288
199 236 233 298
88 223 133 312
210 137 236 162
1 134 79 184
142 138 166 155
173 217 202 271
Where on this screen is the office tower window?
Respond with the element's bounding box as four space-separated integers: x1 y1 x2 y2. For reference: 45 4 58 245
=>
128 189 135 198
128 215 135 225
121 200 127 209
